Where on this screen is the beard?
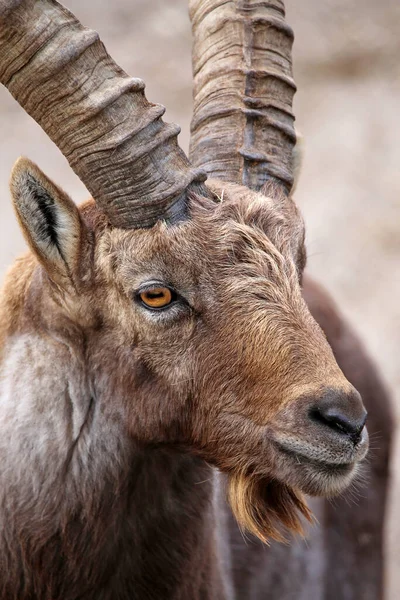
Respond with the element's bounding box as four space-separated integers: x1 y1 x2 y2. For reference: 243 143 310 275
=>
228 471 312 543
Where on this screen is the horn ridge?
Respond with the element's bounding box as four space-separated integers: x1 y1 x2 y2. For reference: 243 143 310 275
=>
0 0 210 229
189 0 296 194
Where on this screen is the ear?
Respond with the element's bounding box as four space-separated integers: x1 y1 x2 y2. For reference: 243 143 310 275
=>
10 157 85 287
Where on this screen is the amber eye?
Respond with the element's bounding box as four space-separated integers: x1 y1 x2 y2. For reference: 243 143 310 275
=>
139 287 174 310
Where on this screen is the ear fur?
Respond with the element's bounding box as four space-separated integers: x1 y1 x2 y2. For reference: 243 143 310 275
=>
10 157 84 287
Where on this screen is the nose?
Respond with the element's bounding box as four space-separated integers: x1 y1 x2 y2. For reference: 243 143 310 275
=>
309 388 367 444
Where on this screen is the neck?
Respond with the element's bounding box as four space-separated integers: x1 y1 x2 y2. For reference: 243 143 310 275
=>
0 258 230 599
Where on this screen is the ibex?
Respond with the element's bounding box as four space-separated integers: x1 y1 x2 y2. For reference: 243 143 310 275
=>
0 1 391 599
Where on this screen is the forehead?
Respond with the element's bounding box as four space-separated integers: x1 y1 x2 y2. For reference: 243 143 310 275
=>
98 214 212 287
95 183 301 288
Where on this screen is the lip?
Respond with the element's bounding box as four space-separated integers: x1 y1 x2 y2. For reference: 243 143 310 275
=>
275 442 356 476
265 426 369 497
270 426 369 467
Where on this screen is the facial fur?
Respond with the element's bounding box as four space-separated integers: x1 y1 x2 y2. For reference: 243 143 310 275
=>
6 167 369 542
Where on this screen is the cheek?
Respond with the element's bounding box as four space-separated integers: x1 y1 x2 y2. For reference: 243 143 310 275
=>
126 340 197 440
191 335 288 425
138 323 197 387
125 360 190 442
199 377 286 428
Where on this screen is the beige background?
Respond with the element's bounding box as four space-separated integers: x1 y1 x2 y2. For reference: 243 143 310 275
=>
0 1 399 596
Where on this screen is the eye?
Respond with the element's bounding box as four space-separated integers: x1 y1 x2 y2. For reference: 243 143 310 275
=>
138 286 175 310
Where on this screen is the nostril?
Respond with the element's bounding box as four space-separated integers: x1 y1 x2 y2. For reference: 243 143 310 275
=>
312 408 366 440
309 392 367 444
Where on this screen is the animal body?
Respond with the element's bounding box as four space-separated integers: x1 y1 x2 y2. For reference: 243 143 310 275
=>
0 0 391 599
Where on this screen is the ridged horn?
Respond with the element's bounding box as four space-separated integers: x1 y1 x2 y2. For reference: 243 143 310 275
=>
189 0 296 194
0 0 210 229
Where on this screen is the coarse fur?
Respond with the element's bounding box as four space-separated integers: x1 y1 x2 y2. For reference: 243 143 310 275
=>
0 0 390 596
229 278 392 600
0 160 369 598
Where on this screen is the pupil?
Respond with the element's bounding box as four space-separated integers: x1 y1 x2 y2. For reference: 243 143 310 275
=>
148 290 163 299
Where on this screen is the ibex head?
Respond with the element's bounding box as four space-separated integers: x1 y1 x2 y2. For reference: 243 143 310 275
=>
2 0 368 542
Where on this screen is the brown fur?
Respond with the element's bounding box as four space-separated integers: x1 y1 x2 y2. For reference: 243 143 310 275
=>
229 278 392 600
228 472 312 543
0 165 368 598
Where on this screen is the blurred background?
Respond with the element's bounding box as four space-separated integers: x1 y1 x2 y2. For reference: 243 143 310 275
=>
0 0 399 596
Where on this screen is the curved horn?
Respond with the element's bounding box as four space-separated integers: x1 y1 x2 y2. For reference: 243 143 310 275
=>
0 0 210 229
189 0 296 194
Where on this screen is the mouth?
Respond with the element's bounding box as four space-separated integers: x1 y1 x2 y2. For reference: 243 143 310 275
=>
269 427 369 497
277 442 355 479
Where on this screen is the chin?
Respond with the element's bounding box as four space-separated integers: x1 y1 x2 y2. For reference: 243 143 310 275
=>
225 426 369 543
275 445 362 497
269 428 369 497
